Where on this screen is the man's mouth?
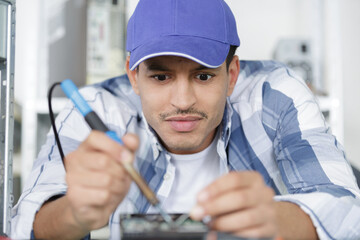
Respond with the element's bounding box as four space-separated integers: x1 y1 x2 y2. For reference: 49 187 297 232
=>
165 116 202 132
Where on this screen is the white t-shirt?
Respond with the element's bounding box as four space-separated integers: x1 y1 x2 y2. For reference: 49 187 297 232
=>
159 132 228 213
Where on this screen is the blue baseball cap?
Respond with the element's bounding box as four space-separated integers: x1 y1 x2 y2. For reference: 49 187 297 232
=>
126 0 240 70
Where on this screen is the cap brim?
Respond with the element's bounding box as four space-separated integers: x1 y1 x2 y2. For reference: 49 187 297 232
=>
129 35 230 70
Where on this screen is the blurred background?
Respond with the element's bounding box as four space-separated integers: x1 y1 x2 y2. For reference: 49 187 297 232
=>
1 0 360 238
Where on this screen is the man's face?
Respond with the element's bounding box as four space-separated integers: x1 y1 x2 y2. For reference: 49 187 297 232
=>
127 56 239 154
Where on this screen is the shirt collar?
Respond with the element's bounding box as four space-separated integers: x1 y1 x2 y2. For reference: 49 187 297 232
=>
140 112 163 161
221 98 233 149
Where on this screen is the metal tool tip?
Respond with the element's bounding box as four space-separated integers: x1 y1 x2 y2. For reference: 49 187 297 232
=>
155 204 174 225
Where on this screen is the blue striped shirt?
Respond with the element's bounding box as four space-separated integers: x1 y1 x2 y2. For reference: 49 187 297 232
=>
11 60 360 239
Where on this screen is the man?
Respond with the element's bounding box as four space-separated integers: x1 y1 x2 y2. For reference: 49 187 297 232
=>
12 0 360 239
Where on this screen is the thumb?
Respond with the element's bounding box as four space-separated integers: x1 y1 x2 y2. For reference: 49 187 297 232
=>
119 133 139 164
122 133 139 153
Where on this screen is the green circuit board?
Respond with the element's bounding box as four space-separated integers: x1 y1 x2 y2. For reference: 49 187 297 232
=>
120 213 208 240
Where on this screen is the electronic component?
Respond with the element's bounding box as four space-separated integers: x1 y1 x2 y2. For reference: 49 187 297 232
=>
120 214 208 240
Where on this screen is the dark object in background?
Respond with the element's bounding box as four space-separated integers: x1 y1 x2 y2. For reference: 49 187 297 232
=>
273 38 323 94
351 165 360 189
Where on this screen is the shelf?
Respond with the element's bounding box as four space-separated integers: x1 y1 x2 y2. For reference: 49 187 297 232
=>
35 97 68 114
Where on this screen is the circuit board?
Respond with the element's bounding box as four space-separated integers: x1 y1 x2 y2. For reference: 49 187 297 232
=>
120 213 208 240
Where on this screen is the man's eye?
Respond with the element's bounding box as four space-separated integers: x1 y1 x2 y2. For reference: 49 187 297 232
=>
196 74 213 81
153 75 169 81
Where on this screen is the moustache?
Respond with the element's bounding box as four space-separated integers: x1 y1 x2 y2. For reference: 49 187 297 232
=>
159 108 208 120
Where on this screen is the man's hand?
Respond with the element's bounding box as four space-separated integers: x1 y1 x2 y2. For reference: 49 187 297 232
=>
65 131 138 231
33 131 139 240
190 171 277 239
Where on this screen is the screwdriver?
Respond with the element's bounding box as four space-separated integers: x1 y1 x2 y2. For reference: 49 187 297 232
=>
60 79 173 224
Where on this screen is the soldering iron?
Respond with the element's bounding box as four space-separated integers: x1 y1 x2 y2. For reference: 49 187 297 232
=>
53 79 173 224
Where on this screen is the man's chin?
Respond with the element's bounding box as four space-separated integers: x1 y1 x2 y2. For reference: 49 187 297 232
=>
164 141 203 155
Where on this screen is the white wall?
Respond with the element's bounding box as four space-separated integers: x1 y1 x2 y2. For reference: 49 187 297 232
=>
341 0 360 169
226 0 315 60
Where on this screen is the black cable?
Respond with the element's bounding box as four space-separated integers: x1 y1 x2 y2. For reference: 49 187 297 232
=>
47 82 65 167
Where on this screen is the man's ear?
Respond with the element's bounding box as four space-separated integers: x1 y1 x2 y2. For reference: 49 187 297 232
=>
227 55 240 97
126 56 140 95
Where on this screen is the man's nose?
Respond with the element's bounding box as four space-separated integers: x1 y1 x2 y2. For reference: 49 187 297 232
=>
170 77 196 110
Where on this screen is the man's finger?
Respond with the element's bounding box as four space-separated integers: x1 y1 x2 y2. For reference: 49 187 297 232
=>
209 205 273 233
65 150 129 182
201 187 271 216
122 133 140 153
80 131 136 164
66 170 130 192
205 231 218 240
197 171 264 203
82 131 124 153
233 221 278 239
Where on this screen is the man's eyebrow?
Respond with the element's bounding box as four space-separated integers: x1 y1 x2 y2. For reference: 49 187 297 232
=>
145 63 170 72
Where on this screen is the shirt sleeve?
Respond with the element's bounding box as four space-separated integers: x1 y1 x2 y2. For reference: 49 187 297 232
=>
263 66 360 240
10 100 89 239
11 83 135 239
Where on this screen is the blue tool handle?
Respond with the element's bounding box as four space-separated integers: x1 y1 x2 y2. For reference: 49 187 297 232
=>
106 131 124 144
61 79 123 145
61 79 92 116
